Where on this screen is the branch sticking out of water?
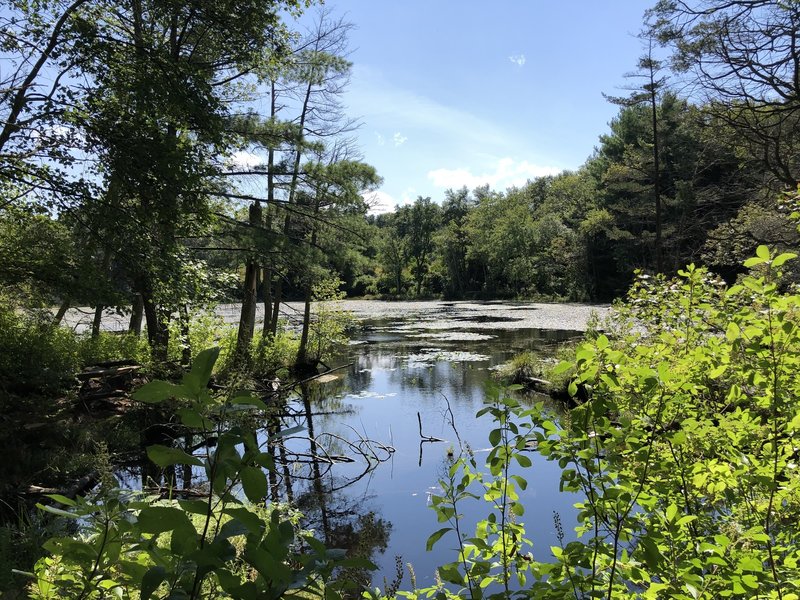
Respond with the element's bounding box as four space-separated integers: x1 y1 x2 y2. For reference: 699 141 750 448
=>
417 412 444 443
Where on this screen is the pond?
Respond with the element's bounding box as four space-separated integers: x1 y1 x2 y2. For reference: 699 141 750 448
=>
258 300 608 589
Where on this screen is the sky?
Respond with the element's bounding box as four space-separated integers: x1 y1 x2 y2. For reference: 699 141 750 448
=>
311 0 655 213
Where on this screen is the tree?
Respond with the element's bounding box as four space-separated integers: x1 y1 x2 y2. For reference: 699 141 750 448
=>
650 0 800 186
434 187 476 298
605 38 669 272
396 197 441 297
66 0 305 361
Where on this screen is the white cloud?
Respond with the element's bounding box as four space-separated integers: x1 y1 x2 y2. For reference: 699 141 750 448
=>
427 158 561 191
228 150 263 169
375 132 386 146
393 132 408 146
509 53 526 67
363 190 396 215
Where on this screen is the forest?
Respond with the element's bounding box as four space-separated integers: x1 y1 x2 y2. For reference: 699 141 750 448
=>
2 0 800 598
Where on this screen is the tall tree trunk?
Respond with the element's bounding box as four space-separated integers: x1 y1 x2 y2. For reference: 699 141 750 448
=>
129 293 144 335
651 86 662 273
271 78 313 336
296 192 322 370
262 82 277 338
234 202 262 365
262 267 273 337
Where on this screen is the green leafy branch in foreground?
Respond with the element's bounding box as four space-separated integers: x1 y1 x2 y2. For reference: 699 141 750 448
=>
19 348 372 599
390 246 800 599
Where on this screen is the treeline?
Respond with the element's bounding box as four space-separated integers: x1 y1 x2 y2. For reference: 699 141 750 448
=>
350 90 797 301
3 0 800 371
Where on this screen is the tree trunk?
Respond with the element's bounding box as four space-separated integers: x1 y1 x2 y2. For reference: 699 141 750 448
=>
270 280 282 335
53 298 70 326
179 304 191 366
235 260 258 366
262 267 272 337
129 293 144 335
91 305 104 338
295 286 314 369
142 291 169 364
234 202 262 365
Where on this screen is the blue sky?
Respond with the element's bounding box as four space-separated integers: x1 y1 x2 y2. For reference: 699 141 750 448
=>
320 1 655 212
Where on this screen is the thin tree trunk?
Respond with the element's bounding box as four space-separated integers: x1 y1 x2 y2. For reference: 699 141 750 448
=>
179 304 191 366
296 286 313 368
262 267 272 337
235 259 258 365
53 298 70 326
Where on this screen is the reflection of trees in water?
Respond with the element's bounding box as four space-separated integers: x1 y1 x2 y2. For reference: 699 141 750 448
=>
262 382 395 592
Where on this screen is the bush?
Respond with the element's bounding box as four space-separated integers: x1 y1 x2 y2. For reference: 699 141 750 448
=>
0 301 80 396
407 248 800 599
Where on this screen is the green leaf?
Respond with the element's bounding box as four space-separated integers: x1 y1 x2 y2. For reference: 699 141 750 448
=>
193 347 220 383
133 380 185 403
488 428 502 447
216 518 250 541
44 494 77 507
773 252 797 267
183 347 220 395
567 380 578 397
425 527 452 551
756 245 770 260
138 506 194 534
223 507 266 535
141 566 167 600
552 360 573 375
515 453 532 468
665 504 678 523
36 503 79 519
146 445 202 468
177 408 212 430
230 395 267 410
240 466 267 503
437 563 464 585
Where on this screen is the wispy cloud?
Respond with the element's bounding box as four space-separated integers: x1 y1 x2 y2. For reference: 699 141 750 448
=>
347 66 511 150
508 53 526 67
428 158 561 191
375 132 386 146
393 132 408 146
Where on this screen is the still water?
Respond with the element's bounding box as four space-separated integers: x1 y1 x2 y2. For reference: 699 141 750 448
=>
272 301 596 589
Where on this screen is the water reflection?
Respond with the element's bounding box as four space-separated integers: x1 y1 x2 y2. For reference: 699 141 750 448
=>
295 317 583 588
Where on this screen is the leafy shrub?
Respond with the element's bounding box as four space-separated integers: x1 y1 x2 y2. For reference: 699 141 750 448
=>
0 301 80 396
402 247 800 599
251 326 299 378
24 349 371 599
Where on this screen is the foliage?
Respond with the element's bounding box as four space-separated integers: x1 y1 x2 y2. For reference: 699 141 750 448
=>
388 247 800 599
251 327 301 379
0 301 80 396
305 277 355 364
23 348 373 599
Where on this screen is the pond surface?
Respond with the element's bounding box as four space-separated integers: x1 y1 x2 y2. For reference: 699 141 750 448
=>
266 300 607 589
